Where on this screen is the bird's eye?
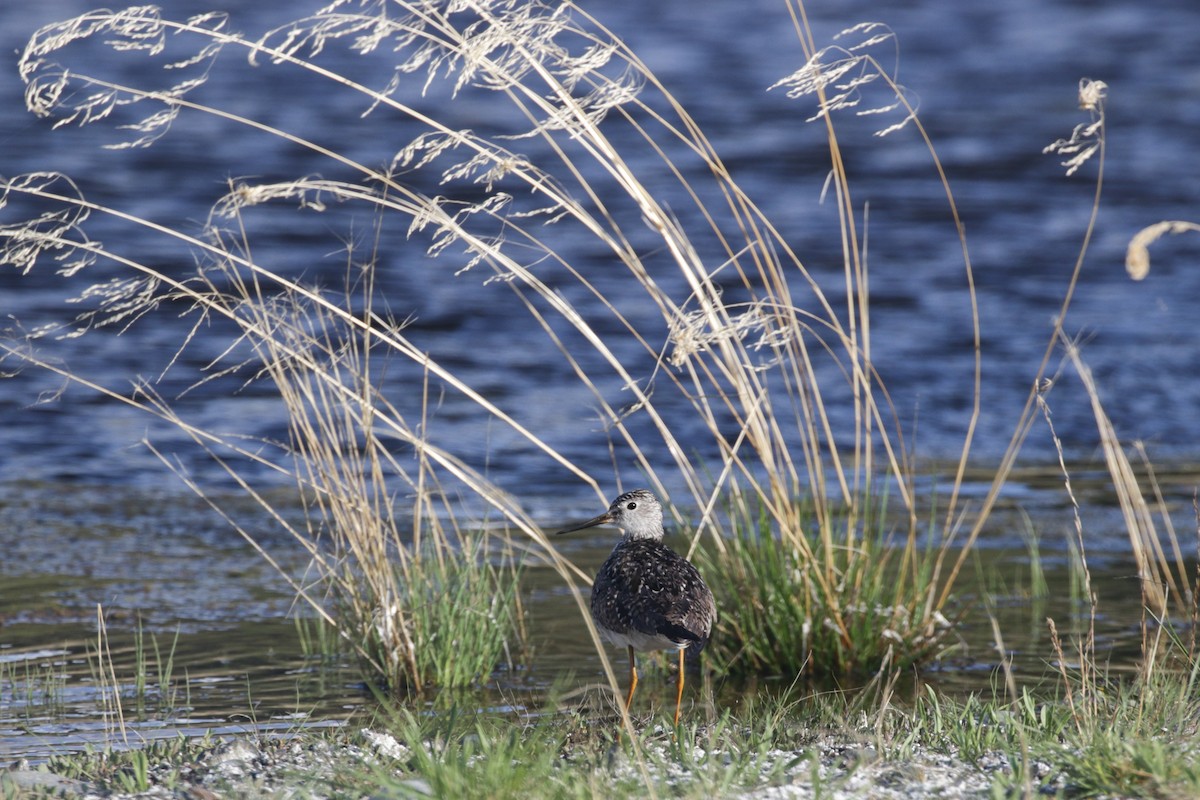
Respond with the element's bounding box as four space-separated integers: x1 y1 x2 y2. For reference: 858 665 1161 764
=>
626 501 637 510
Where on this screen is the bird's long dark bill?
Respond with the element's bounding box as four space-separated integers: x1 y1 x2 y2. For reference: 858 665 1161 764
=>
554 511 614 535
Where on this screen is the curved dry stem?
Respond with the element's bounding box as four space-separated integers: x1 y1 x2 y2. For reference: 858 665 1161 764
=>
936 80 1108 609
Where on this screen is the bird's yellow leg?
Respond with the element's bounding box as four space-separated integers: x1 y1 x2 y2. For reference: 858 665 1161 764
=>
674 648 685 727
624 645 638 712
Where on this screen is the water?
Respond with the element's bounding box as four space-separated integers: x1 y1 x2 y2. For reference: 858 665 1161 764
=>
1 0 1199 763
0 622 358 762
0 482 366 762
2 0 1199 495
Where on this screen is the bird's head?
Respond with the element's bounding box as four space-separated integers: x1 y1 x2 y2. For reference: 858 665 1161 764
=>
555 488 664 541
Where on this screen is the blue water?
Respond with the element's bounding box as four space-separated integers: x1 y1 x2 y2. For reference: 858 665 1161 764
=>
2 0 1199 517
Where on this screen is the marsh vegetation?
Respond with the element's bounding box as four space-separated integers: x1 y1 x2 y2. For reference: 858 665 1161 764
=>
3 0 1199 797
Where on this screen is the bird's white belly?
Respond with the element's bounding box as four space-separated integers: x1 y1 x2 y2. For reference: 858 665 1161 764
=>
598 625 687 653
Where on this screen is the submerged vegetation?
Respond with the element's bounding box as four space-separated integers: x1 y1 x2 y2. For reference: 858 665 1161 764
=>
2 0 1199 795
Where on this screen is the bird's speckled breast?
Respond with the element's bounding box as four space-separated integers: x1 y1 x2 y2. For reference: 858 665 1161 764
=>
589 538 715 653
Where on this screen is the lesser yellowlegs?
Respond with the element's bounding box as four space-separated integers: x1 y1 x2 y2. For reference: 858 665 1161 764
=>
556 488 715 725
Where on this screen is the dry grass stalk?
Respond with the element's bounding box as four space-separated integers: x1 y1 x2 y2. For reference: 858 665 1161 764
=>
93 605 129 747
1062 336 1186 616
1125 220 1200 280
929 75 1111 620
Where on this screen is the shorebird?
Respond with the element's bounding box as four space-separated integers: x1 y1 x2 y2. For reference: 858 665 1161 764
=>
556 488 715 725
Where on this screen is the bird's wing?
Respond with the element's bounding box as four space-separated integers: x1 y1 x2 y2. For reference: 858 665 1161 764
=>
618 543 713 644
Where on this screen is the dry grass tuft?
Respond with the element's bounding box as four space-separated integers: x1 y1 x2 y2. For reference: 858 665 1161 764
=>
1125 220 1200 280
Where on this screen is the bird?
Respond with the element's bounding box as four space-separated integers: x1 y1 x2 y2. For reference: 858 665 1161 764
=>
556 488 715 726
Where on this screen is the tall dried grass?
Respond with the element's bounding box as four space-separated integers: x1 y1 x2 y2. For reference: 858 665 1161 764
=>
1 0 1165 713
2 0 971 694
1031 80 1200 760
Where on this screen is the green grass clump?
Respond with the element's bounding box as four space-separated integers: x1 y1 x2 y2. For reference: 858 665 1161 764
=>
1049 644 1200 798
909 671 1200 799
369 708 591 799
359 690 819 799
905 686 1068 763
1064 734 1200 799
132 618 182 720
699 495 950 679
354 542 524 690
